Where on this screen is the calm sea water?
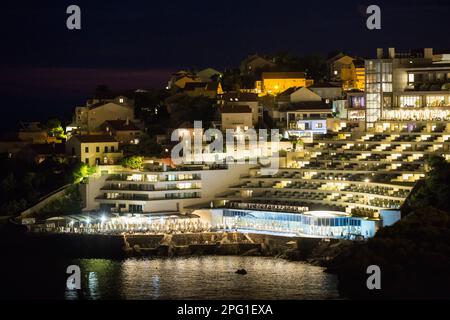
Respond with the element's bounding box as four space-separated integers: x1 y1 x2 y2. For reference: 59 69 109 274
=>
62 256 340 300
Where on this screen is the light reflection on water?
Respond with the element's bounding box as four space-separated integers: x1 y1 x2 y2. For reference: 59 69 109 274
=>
65 256 339 300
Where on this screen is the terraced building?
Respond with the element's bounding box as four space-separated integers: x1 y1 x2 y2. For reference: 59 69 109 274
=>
205 119 450 238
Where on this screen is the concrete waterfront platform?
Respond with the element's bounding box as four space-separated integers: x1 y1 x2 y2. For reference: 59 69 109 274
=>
19 231 331 260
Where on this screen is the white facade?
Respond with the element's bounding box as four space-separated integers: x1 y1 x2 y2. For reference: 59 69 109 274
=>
82 164 252 214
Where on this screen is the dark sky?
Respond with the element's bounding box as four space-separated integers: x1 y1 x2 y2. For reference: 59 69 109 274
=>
1 0 449 130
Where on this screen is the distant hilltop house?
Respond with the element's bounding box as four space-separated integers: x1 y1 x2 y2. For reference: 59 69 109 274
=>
270 86 332 136
183 81 223 98
17 121 48 144
276 86 323 105
221 105 253 131
167 68 222 90
327 53 365 91
196 68 222 82
102 119 142 145
66 134 122 166
68 94 135 135
240 54 276 74
218 91 262 125
167 70 200 90
256 72 314 96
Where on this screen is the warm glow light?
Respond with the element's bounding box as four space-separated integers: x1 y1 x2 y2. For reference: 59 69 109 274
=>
305 210 349 218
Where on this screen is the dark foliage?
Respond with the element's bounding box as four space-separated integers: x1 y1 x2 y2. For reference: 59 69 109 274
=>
326 156 450 299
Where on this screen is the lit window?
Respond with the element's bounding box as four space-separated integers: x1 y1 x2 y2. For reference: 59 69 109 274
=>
399 96 421 108
408 73 415 83
426 96 445 107
119 98 124 103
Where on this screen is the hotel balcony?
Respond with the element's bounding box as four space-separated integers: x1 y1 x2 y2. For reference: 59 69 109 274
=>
106 173 202 183
100 185 201 193
95 192 201 202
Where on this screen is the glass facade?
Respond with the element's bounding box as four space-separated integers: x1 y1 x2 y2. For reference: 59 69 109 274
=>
220 209 368 238
365 60 392 126
399 96 421 108
426 96 446 107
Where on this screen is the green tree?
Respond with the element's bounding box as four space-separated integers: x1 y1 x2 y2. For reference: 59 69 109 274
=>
72 162 96 183
120 156 143 170
407 155 450 213
45 118 66 139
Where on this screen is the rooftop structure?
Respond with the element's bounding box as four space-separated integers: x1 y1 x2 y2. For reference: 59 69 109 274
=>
365 48 450 128
82 163 252 215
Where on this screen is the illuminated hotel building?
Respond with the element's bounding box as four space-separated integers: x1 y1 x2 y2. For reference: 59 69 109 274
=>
365 48 450 128
81 163 251 214
77 48 450 240
203 116 450 238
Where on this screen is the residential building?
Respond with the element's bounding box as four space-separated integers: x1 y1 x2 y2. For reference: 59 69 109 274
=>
18 122 48 144
196 68 222 82
256 72 314 96
103 119 142 145
71 97 135 134
327 53 365 91
277 87 323 104
66 135 122 166
85 92 135 108
240 54 276 74
309 82 343 100
221 105 253 131
269 87 331 136
167 70 201 90
218 92 262 125
183 81 223 98
280 101 332 137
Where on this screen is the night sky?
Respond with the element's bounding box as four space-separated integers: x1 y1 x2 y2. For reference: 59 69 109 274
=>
1 0 449 131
